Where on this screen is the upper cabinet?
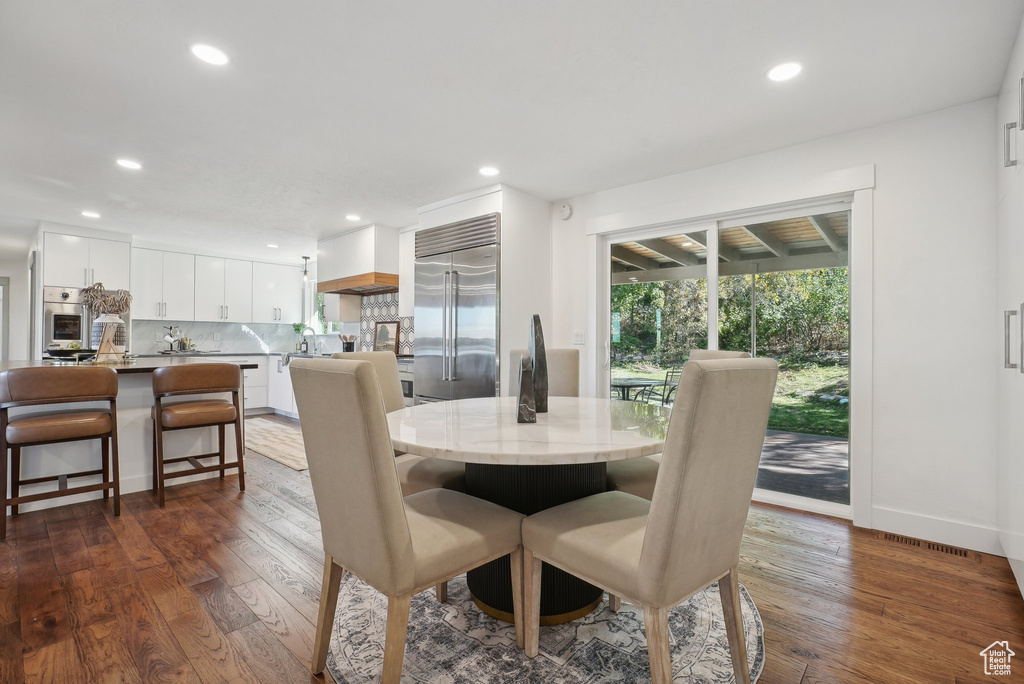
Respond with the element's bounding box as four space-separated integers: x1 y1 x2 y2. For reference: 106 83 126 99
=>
130 248 195 321
317 224 399 295
43 233 130 290
195 256 253 322
252 262 303 324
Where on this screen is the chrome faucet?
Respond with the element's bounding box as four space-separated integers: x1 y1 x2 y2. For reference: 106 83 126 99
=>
301 327 319 355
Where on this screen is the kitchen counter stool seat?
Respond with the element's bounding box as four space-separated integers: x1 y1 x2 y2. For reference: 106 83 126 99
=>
1 366 120 540
151 363 245 507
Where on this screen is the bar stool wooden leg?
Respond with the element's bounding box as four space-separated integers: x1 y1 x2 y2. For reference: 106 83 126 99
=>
110 403 120 518
1 438 7 542
150 419 156 493
233 415 245 492
10 446 19 516
155 419 166 508
218 424 226 480
101 439 110 501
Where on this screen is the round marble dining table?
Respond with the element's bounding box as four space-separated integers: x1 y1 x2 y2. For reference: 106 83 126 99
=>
386 396 672 624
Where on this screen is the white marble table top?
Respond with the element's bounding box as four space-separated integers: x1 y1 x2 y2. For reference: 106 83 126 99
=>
386 396 672 465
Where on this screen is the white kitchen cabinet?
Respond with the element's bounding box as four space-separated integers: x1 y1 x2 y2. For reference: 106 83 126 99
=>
195 256 253 322
130 247 195 320
43 233 130 290
398 229 415 317
252 262 303 324
317 224 399 283
268 355 296 414
219 356 268 410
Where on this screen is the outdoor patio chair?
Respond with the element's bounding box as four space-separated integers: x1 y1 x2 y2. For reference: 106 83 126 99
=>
636 367 683 405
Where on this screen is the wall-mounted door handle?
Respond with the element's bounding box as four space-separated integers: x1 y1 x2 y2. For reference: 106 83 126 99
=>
1006 122 1018 167
1006 310 1019 369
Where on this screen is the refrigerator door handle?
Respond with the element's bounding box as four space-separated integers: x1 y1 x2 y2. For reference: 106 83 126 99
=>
442 270 450 381
1019 303 1024 374
1006 309 1019 369
451 270 459 380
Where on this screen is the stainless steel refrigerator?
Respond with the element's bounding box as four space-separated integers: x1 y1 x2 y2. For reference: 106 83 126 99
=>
414 213 500 402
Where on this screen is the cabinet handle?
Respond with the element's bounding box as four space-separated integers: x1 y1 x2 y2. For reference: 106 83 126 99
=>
225 305 229 319
157 302 161 317
1006 310 1019 369
1006 122 1018 167
1018 75 1023 129
84 268 89 286
163 302 167 317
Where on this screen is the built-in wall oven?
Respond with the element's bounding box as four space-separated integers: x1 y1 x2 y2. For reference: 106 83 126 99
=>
43 286 88 350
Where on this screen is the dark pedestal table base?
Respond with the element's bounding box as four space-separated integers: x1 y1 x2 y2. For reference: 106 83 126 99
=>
464 462 607 624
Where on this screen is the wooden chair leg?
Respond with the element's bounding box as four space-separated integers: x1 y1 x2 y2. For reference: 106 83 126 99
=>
312 555 345 675
110 427 121 519
233 416 245 492
523 547 542 658
155 421 166 508
101 438 110 501
382 593 411 684
719 566 750 684
10 446 19 516
1 441 7 541
151 421 158 492
217 424 226 479
435 582 447 602
608 593 622 612
509 547 525 649
643 604 672 684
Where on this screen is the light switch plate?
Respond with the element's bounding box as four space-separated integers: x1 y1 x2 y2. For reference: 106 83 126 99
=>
573 330 585 345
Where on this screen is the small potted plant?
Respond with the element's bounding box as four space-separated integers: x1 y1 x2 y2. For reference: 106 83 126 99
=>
82 283 132 361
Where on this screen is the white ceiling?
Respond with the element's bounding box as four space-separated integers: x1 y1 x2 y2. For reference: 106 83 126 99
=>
0 0 1021 262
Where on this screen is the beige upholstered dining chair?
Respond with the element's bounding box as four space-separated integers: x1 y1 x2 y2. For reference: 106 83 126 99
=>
522 358 778 684
507 348 580 397
291 359 526 682
332 351 465 496
607 349 753 500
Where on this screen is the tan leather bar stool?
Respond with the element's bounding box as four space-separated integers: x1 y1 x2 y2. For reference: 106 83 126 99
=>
152 363 245 507
1 366 120 540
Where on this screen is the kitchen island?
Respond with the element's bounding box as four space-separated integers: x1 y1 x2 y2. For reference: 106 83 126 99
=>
4 356 258 513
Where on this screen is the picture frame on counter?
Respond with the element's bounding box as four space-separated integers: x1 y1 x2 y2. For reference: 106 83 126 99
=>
373 321 399 353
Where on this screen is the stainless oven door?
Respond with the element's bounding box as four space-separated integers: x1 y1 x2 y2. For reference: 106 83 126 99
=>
45 304 86 347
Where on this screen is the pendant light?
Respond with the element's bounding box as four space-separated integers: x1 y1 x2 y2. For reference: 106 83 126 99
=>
302 256 310 282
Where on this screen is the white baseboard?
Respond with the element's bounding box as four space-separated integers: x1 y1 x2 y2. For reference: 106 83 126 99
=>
872 506 1002 555
752 488 852 519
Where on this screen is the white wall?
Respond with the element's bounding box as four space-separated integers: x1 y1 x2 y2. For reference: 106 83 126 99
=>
550 99 1000 552
0 257 31 360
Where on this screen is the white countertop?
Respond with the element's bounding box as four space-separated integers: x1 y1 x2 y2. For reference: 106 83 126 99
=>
386 396 671 465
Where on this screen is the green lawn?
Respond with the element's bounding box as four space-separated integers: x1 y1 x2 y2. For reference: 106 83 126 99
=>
612 353 849 438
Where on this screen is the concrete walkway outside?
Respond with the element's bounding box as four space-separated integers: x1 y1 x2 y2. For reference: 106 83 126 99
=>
756 430 849 504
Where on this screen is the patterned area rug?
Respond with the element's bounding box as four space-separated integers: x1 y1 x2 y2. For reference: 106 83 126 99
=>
327 574 764 683
243 417 307 471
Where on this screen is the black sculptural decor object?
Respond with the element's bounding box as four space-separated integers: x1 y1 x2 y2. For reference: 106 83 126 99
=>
529 314 548 413
517 355 537 424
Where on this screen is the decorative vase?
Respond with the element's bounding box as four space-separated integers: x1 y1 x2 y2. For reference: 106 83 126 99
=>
517 355 537 424
529 314 548 413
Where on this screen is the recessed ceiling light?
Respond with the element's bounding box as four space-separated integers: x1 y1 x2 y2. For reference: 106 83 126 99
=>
191 44 230 66
767 62 802 82
81 210 100 219
681 241 693 247
116 158 142 170
345 214 361 221
266 244 279 249
479 166 500 177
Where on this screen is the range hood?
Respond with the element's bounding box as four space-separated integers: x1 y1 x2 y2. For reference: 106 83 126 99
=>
317 272 398 295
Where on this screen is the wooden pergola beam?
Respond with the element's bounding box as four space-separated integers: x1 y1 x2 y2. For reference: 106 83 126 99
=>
807 215 846 253
742 225 791 257
611 245 661 271
636 238 699 266
686 230 743 262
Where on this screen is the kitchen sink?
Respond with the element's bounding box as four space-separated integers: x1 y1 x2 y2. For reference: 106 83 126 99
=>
281 352 335 366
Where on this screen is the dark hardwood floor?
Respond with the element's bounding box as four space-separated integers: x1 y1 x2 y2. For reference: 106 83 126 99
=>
2 430 1023 683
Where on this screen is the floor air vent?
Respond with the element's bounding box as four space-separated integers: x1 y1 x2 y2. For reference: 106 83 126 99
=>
878 531 976 558
926 542 970 557
881 532 920 547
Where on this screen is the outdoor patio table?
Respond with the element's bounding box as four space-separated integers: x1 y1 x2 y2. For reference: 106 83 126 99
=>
609 377 659 400
385 396 671 624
